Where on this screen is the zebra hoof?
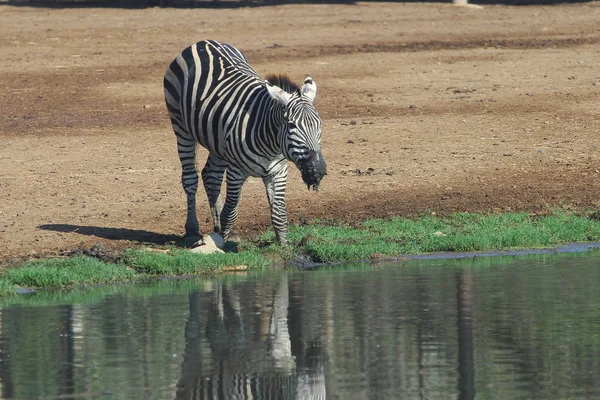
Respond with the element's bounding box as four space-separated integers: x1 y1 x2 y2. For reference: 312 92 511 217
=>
183 234 204 248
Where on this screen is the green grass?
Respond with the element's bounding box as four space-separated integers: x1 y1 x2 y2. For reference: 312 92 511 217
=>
0 278 18 297
6 256 138 288
2 210 600 296
283 211 600 262
122 248 271 275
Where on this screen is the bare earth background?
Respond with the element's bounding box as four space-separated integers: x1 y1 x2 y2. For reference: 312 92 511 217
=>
1 2 599 262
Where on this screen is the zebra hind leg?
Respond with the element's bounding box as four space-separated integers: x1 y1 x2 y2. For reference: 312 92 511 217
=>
201 154 227 233
220 167 248 241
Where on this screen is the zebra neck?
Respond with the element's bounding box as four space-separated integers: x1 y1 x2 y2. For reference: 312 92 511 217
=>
254 101 286 158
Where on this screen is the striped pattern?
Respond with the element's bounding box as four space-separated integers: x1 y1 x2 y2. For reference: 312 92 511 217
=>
176 373 326 400
164 40 324 245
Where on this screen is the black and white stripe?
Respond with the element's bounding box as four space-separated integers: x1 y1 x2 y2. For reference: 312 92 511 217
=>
164 40 325 245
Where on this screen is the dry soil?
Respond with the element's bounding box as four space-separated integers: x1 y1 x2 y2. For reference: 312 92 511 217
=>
1 2 599 262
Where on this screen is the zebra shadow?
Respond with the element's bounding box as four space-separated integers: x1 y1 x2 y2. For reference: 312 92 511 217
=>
38 224 181 245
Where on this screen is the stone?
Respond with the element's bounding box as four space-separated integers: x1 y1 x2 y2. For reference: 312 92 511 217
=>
189 233 225 254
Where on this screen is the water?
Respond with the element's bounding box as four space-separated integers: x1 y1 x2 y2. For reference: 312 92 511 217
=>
1 251 600 399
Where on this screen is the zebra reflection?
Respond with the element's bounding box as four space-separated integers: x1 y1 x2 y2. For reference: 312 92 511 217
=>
174 275 326 399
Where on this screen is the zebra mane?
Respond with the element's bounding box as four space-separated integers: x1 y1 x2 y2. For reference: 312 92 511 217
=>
265 73 301 95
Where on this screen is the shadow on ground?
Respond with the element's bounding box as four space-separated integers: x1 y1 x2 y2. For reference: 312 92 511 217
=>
38 224 181 245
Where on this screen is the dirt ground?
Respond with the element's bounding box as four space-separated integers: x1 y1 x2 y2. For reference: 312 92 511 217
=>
1 2 599 262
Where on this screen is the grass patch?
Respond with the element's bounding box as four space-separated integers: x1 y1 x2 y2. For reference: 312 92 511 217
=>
123 248 271 275
0 278 18 297
6 256 138 288
2 210 600 295
0 246 273 295
283 211 600 262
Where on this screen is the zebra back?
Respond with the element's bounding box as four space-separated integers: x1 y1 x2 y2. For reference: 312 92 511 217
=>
164 40 287 164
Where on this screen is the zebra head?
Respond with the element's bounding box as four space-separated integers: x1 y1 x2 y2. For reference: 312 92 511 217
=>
267 77 327 191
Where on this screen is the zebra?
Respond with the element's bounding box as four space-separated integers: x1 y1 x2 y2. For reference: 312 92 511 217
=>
163 40 327 246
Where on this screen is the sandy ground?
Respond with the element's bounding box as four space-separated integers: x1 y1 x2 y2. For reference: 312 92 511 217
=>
1 2 600 262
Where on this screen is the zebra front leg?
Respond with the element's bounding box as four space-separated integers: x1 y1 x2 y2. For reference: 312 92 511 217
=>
201 154 227 233
263 167 289 246
220 167 248 240
182 169 200 240
174 126 202 245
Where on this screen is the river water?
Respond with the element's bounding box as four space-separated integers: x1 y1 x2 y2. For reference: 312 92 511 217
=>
1 250 599 399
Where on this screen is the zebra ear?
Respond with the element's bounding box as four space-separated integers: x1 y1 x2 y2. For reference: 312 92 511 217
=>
266 81 293 106
301 77 317 102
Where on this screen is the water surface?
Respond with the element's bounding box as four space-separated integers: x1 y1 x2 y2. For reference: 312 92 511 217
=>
1 251 600 399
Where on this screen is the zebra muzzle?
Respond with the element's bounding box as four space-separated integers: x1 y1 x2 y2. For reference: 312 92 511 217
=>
300 151 327 192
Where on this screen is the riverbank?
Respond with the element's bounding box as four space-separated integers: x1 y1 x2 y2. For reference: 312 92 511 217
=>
2 210 600 296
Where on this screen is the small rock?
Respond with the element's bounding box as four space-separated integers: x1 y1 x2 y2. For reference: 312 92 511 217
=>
143 104 151 109
190 245 224 255
349 120 357 125
190 233 225 254
289 254 318 269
